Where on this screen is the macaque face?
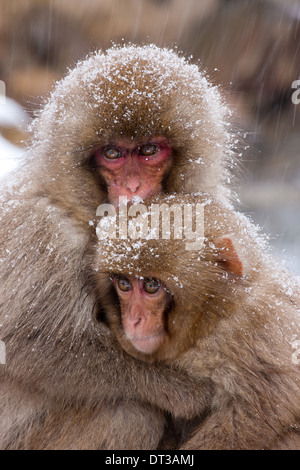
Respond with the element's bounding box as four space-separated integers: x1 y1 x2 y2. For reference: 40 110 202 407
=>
94 137 172 204
113 275 170 355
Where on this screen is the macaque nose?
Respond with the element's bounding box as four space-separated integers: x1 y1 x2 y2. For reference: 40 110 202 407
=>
126 178 141 194
125 307 147 335
129 311 143 329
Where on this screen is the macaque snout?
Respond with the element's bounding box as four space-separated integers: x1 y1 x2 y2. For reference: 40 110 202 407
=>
124 174 141 194
123 312 166 355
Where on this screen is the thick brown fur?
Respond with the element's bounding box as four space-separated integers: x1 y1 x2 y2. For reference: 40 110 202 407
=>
96 193 300 450
0 45 233 449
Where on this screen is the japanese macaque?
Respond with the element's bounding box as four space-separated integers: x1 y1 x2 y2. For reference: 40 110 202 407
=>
95 193 300 450
0 45 233 449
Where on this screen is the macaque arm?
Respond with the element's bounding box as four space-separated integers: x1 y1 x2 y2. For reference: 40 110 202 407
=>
138 367 214 420
180 401 287 450
13 401 166 450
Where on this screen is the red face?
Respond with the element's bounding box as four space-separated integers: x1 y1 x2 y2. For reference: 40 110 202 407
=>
113 276 169 355
94 137 172 205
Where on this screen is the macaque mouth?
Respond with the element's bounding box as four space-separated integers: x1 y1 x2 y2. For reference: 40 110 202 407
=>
125 331 166 355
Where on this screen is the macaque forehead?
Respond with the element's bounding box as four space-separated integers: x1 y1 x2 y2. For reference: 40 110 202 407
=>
87 57 178 140
98 236 199 292
36 45 229 150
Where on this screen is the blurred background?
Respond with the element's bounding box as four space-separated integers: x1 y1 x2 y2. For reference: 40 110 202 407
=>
0 0 299 273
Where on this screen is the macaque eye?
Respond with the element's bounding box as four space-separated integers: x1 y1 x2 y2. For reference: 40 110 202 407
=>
103 147 123 159
139 144 159 157
143 278 161 294
117 277 132 292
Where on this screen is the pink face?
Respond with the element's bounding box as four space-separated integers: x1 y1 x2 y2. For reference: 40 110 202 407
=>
113 276 169 355
94 137 172 205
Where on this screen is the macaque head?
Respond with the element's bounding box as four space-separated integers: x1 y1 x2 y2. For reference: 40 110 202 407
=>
31 45 235 219
105 237 243 362
95 194 254 363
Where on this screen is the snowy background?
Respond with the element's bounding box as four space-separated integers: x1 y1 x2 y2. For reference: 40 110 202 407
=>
0 98 28 178
0 0 299 275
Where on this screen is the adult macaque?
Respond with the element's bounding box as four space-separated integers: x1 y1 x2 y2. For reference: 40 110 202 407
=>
0 45 232 449
96 193 300 450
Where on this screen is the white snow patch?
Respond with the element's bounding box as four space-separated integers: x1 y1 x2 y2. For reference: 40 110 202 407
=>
0 98 28 180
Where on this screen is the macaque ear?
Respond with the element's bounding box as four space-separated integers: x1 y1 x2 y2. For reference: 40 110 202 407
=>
215 236 243 277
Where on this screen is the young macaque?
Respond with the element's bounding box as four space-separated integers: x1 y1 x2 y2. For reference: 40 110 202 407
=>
95 193 300 450
0 45 232 449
